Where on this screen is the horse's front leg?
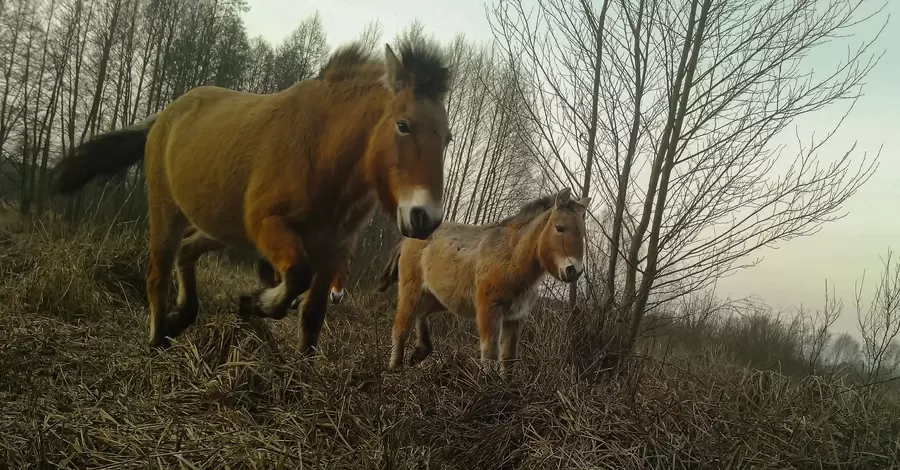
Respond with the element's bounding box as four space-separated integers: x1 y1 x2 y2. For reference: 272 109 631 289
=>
297 266 337 355
242 215 308 321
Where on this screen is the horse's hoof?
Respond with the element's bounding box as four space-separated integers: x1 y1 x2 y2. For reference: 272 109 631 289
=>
163 309 195 338
237 291 265 319
409 347 432 365
149 336 171 350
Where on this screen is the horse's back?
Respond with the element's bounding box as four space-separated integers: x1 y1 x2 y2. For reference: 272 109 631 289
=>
146 85 295 249
413 222 494 318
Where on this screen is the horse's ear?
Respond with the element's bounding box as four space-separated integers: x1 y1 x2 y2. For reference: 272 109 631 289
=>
555 188 572 207
573 197 591 214
383 43 411 93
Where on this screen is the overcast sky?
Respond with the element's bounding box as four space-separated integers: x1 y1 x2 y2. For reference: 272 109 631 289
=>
241 0 899 336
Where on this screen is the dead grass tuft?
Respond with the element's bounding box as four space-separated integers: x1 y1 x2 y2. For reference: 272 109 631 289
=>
1 226 898 468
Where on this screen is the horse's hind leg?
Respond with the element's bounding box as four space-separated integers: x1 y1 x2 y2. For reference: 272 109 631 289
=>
165 228 224 338
146 200 188 349
409 316 433 365
409 295 442 365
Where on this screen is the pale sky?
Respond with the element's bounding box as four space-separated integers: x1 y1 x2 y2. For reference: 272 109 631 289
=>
241 0 899 337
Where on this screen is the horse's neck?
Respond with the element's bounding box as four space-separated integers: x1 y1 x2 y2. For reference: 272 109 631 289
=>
508 212 549 284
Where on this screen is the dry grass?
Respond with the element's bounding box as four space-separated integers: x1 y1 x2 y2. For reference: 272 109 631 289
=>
1 225 899 469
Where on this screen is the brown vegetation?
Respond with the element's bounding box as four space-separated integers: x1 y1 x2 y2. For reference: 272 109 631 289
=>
2 0 897 466
1 221 899 468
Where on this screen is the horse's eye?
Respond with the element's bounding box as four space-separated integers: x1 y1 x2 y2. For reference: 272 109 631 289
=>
396 121 411 135
555 225 564 233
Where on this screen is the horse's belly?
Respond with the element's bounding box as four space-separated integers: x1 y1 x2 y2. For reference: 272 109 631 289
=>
425 284 476 319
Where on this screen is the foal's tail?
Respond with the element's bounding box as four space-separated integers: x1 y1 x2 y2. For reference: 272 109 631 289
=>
376 242 403 292
51 113 158 194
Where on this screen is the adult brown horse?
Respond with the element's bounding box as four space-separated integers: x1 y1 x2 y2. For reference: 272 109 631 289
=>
377 188 590 373
51 39 452 353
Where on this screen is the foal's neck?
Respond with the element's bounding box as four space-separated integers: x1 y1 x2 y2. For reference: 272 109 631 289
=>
509 211 549 284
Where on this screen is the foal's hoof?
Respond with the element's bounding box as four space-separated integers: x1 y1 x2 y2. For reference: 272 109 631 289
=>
479 360 502 376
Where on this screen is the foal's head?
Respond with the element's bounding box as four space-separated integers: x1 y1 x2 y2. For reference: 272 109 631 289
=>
370 41 452 240
538 188 591 283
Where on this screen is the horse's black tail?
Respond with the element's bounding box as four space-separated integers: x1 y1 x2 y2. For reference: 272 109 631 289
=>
51 113 158 194
376 242 403 292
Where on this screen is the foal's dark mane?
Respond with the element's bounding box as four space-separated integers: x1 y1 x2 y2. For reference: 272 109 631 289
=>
316 38 451 100
492 194 556 228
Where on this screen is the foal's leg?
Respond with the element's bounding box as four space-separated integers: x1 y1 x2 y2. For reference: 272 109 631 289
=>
389 283 421 370
500 319 523 372
475 288 502 371
146 200 188 349
165 229 224 338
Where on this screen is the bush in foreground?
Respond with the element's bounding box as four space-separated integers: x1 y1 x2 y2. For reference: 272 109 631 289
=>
1 226 898 468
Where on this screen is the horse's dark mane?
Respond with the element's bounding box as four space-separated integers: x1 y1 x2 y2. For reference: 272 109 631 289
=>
317 38 451 100
395 37 451 99
317 43 380 83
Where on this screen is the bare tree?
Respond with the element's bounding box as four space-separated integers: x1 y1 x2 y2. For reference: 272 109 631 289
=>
489 0 886 366
828 331 861 376
802 280 843 375
356 20 383 55
272 11 328 91
856 248 900 383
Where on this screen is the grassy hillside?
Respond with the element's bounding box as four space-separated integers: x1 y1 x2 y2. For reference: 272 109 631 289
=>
1 223 898 468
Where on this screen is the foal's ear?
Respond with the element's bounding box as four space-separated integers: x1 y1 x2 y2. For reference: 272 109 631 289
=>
555 188 572 207
573 197 591 215
383 43 412 93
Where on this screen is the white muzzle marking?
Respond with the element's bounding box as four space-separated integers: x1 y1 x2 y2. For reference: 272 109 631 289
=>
397 187 443 238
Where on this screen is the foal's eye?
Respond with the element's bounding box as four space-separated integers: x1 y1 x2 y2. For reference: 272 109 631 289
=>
555 225 565 233
396 121 411 135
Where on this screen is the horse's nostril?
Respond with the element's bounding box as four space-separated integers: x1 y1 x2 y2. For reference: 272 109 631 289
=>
410 206 428 232
565 265 576 280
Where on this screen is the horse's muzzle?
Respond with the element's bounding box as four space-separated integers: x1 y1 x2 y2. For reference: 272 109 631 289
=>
399 205 443 239
561 265 583 283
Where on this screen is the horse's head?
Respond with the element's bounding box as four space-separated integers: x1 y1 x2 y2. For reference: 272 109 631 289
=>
538 188 590 283
370 42 451 240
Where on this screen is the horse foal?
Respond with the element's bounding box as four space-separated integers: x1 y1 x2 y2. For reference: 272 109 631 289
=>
378 188 590 372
